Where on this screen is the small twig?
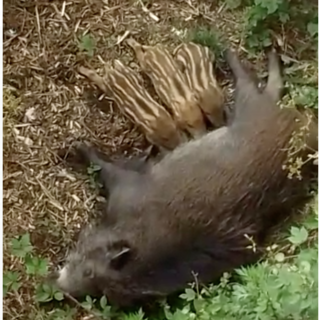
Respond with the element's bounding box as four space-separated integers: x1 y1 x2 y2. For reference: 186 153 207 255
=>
51 3 69 32
217 3 226 14
63 292 106 320
116 30 131 45
35 176 65 211
35 5 42 43
138 0 160 22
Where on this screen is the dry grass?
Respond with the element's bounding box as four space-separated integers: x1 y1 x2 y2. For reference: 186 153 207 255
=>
3 0 317 319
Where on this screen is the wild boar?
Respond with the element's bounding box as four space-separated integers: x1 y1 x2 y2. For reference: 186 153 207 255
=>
54 49 318 307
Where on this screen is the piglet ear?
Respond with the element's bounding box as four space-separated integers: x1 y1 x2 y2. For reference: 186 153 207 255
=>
110 241 133 270
176 60 186 73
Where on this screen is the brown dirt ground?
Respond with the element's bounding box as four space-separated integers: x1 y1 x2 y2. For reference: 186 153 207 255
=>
3 0 317 319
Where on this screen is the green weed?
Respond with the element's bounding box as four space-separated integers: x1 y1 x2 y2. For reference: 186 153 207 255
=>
186 27 225 60
224 0 318 52
77 33 96 57
87 162 103 189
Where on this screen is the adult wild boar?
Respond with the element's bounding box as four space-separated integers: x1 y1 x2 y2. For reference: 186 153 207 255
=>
54 49 318 307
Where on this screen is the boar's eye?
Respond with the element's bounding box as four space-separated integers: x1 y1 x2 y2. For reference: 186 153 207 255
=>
83 268 94 278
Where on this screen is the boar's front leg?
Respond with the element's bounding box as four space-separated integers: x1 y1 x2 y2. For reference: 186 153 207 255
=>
70 142 144 198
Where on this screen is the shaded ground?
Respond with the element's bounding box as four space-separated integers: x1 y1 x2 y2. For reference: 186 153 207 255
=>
3 0 317 319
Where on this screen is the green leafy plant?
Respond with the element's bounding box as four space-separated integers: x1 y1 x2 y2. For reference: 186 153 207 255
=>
243 0 289 50
186 27 224 60
78 33 96 57
3 271 21 296
4 233 62 303
25 255 49 276
4 234 33 297
122 309 146 320
87 162 102 189
35 283 64 303
29 306 76 320
288 226 309 245
3 85 22 133
10 233 33 258
287 84 318 109
224 0 318 52
87 163 101 176
307 21 318 38
282 60 318 111
80 295 113 319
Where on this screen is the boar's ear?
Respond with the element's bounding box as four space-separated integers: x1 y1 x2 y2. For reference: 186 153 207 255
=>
176 60 186 73
192 91 201 103
109 242 133 270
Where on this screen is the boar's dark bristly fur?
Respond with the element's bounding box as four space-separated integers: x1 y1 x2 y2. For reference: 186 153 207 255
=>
55 49 318 307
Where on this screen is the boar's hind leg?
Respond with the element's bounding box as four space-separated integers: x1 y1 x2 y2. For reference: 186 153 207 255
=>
224 49 258 120
224 49 256 90
264 49 283 102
